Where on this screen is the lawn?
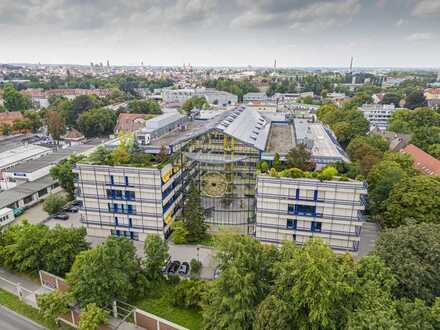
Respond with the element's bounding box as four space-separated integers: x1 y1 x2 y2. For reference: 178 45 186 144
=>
136 282 203 330
0 288 59 329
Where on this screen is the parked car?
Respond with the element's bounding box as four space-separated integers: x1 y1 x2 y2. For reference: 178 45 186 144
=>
64 206 79 213
168 261 181 274
13 207 24 217
178 262 190 275
71 200 82 207
53 213 69 220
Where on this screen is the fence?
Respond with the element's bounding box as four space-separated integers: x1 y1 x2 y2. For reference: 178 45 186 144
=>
38 270 188 330
0 274 37 307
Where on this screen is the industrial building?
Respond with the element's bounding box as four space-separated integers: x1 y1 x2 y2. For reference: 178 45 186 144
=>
75 106 363 253
255 175 367 254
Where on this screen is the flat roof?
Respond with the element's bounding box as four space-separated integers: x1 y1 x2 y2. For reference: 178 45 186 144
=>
266 124 295 154
0 175 56 209
0 144 51 169
6 144 99 174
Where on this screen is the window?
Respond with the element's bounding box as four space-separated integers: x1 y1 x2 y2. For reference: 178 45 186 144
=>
314 190 319 201
113 203 119 213
292 234 296 242
24 195 33 204
128 218 133 228
115 217 119 226
110 175 114 185
296 204 316 216
106 189 112 199
287 219 297 230
38 188 48 198
311 221 322 232
125 176 129 186
127 205 133 214
115 190 123 200
125 191 135 201
108 203 111 212
295 188 300 200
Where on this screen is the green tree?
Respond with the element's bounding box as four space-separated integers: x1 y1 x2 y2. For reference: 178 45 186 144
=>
50 155 84 200
42 226 89 277
184 182 208 242
382 93 401 106
428 144 440 159
77 108 116 138
127 100 162 114
383 152 416 176
405 91 427 109
23 110 43 132
367 160 409 217
190 258 202 279
410 126 440 151
383 176 440 227
78 303 108 330
143 234 169 281
374 223 440 303
285 144 314 171
3 84 31 112
203 233 276 330
67 237 149 306
181 96 209 113
272 153 282 171
171 279 207 309
37 290 71 323
43 193 66 215
172 221 189 244
71 95 97 122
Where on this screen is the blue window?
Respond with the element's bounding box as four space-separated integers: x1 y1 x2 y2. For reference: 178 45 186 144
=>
115 217 119 226
121 204 125 213
116 230 121 236
127 205 133 214
311 221 322 232
107 203 111 212
110 175 114 185
113 203 119 213
287 219 297 230
106 189 112 199
295 188 300 200
125 191 135 201
288 204 295 214
296 204 316 216
128 218 133 228
313 190 319 201
125 176 129 186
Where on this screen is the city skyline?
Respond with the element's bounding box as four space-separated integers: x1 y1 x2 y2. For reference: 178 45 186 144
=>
1 0 439 68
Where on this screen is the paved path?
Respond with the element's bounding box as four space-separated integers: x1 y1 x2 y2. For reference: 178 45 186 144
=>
358 221 380 258
0 306 45 330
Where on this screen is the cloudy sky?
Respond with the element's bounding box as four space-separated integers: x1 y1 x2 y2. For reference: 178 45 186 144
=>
0 0 439 67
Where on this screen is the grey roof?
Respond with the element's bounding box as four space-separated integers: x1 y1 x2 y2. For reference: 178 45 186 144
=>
7 144 98 174
0 175 56 209
216 106 270 151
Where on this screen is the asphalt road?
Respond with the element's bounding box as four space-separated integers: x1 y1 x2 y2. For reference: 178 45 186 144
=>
0 306 45 330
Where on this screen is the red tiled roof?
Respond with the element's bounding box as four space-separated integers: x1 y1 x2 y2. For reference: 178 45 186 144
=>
401 144 440 176
0 111 24 125
114 113 147 133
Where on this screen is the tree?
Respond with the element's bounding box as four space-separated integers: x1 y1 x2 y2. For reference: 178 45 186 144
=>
171 279 207 309
383 176 440 227
383 152 416 176
37 290 71 323
23 111 43 132
189 258 202 279
50 155 84 200
172 221 189 244
127 100 162 114
382 93 401 106
67 237 149 306
143 234 169 281
0 222 88 276
203 233 276 330
428 144 440 159
3 83 31 112
184 182 208 242
405 91 427 109
0 222 48 274
272 153 282 171
367 160 409 217
46 110 66 143
285 144 314 171
347 135 389 158
410 126 440 151
42 226 89 277
71 95 97 121
43 193 66 215
78 303 108 330
77 108 116 138
374 223 440 303
181 96 208 113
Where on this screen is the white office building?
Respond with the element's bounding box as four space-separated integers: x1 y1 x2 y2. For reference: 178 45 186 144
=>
74 162 185 240
255 175 367 254
358 104 398 130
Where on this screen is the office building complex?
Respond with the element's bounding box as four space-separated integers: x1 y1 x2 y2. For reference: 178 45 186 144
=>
358 104 398 130
255 175 367 254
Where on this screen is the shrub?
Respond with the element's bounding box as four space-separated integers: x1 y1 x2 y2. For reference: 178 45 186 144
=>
171 280 207 309
167 274 181 285
37 290 71 323
78 303 108 330
43 194 66 215
172 221 189 244
190 259 202 279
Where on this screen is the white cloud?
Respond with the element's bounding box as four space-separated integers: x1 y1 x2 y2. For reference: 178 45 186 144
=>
412 0 440 17
405 32 434 41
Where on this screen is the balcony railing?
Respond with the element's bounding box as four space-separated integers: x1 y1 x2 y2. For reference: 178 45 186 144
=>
255 222 361 237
